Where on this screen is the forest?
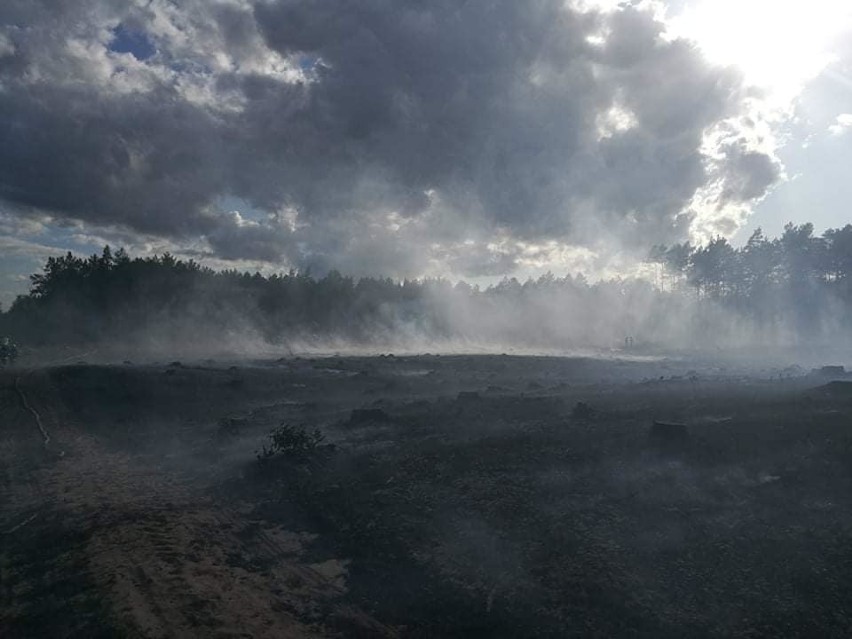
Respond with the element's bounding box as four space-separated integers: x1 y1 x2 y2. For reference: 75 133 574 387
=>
1 223 851 350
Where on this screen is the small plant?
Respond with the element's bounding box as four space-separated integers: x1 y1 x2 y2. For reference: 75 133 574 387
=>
0 337 18 366
257 423 326 462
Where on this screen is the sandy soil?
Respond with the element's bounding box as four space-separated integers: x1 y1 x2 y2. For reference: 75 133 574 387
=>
1 364 395 638
2 354 852 637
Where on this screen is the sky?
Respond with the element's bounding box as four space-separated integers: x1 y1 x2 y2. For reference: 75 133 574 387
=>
1 0 851 308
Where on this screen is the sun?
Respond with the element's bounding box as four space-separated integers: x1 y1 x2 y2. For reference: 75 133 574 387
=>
668 0 851 106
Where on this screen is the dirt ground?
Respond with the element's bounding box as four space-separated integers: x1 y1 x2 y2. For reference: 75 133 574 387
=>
3 353 852 637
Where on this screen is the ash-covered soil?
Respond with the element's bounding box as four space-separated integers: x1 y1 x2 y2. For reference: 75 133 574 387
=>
3 354 852 637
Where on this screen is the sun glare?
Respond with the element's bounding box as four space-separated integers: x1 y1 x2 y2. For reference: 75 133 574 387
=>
668 0 852 106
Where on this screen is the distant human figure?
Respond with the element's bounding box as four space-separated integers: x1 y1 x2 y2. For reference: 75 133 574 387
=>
624 336 634 349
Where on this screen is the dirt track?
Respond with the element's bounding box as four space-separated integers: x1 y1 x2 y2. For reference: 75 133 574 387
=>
3 355 852 637
1 366 393 638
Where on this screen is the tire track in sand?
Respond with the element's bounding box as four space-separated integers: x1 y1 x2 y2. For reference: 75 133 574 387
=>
7 372 397 638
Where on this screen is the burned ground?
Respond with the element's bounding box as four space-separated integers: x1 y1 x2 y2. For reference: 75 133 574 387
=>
3 355 852 637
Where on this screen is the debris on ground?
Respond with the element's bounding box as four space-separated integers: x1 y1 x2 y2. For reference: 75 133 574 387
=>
4 353 852 638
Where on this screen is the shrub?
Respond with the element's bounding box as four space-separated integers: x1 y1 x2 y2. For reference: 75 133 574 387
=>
0 337 18 366
257 423 326 462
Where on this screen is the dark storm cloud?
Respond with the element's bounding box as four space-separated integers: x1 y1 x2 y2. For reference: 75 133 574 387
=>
0 83 225 236
0 0 779 275
718 142 782 204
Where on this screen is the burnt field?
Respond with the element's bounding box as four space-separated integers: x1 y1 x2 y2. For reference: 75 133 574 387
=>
3 354 852 638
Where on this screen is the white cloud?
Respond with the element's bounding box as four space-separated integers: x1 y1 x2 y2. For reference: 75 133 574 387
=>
829 113 852 136
0 32 14 57
596 103 639 140
0 235 66 259
667 0 852 108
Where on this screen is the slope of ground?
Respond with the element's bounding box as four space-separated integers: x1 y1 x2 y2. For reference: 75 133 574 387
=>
2 355 852 637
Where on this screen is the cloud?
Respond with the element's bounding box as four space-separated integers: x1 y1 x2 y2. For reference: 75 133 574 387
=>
829 113 852 136
0 235 66 259
0 0 780 278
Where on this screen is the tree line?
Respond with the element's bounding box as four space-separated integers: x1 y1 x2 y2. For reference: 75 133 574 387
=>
647 223 852 334
1 222 851 350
